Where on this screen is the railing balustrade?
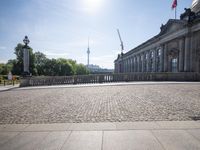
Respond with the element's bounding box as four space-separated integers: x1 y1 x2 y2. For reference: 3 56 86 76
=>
20 72 200 87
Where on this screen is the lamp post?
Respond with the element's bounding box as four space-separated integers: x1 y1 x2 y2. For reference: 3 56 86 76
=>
23 36 30 76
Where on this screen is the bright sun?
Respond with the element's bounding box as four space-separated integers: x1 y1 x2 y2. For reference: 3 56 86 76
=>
82 0 104 13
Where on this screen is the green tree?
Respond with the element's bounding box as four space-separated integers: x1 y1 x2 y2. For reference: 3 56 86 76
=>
34 51 47 75
0 63 13 75
57 58 74 76
75 64 89 75
13 43 36 75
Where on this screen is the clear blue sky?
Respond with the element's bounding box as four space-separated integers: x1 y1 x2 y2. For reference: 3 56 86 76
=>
0 0 192 69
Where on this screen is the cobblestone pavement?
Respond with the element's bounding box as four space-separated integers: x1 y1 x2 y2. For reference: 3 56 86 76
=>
0 83 200 124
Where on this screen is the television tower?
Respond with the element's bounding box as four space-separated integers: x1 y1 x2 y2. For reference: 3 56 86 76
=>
87 37 90 66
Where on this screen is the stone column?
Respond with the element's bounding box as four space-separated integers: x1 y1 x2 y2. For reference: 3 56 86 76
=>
179 38 185 72
138 55 140 72
122 60 124 73
135 57 138 72
160 45 164 72
164 44 168 72
184 36 191 72
23 47 30 73
146 51 150 72
126 59 128 73
125 59 127 73
154 49 157 72
134 57 136 72
141 53 144 72
131 57 133 72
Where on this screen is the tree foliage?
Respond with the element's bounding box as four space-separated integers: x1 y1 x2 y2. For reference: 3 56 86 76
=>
0 43 89 76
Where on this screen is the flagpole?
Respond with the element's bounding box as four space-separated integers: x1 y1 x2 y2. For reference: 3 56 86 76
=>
175 7 177 19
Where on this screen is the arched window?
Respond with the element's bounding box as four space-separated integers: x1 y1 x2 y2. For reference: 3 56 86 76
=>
171 58 178 72
156 48 162 72
169 49 179 72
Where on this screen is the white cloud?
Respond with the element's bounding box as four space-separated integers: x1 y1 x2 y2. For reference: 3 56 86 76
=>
0 59 8 63
0 46 6 50
44 51 69 57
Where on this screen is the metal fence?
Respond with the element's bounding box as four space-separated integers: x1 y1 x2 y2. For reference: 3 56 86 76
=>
20 72 200 87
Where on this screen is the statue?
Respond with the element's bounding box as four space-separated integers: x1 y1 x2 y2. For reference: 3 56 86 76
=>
191 0 200 13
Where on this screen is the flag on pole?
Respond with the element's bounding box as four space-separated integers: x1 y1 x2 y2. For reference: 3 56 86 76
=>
172 0 177 9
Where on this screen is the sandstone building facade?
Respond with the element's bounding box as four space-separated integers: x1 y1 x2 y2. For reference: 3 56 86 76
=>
114 1 200 80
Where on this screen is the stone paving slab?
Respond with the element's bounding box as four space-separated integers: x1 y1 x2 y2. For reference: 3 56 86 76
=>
0 122 200 150
24 123 71 131
187 129 200 141
34 131 71 150
103 130 164 150
0 124 30 132
61 131 102 150
0 132 49 150
152 130 200 150
115 121 160 130
0 132 19 145
68 122 116 131
156 121 200 129
1 121 200 132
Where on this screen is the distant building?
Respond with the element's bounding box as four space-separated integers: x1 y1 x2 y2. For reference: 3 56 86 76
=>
114 0 200 80
86 64 114 74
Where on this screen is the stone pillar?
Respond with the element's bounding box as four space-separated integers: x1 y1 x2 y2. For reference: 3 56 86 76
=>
125 59 127 73
154 49 157 72
184 36 191 72
164 44 168 72
134 57 136 72
146 51 150 72
141 53 145 72
138 55 140 72
127 59 129 72
160 46 164 72
122 60 124 73
131 58 133 72
190 35 195 72
23 47 30 73
131 57 133 72
135 57 138 72
179 38 185 72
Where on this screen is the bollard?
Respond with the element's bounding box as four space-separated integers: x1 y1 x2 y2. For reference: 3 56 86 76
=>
4 80 6 86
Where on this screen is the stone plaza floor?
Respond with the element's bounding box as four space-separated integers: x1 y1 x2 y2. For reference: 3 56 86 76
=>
0 82 200 149
0 82 200 124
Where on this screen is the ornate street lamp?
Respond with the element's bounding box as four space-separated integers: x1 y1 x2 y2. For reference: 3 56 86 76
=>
23 36 30 76
23 36 30 46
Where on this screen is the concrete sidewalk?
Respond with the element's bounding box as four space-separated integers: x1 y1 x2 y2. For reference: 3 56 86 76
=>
0 121 200 150
0 84 19 92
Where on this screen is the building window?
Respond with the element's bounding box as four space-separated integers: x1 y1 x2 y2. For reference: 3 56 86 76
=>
149 51 154 72
156 48 162 72
171 58 178 72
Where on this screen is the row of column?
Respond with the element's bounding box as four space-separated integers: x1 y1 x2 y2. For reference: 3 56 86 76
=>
120 48 163 73
116 36 192 73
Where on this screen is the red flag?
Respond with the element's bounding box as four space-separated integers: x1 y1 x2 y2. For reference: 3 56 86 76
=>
172 0 177 9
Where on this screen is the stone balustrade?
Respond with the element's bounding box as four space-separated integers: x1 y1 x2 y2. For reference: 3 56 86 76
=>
20 72 200 87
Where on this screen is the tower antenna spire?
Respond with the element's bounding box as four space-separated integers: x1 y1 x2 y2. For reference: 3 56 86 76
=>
87 37 90 66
